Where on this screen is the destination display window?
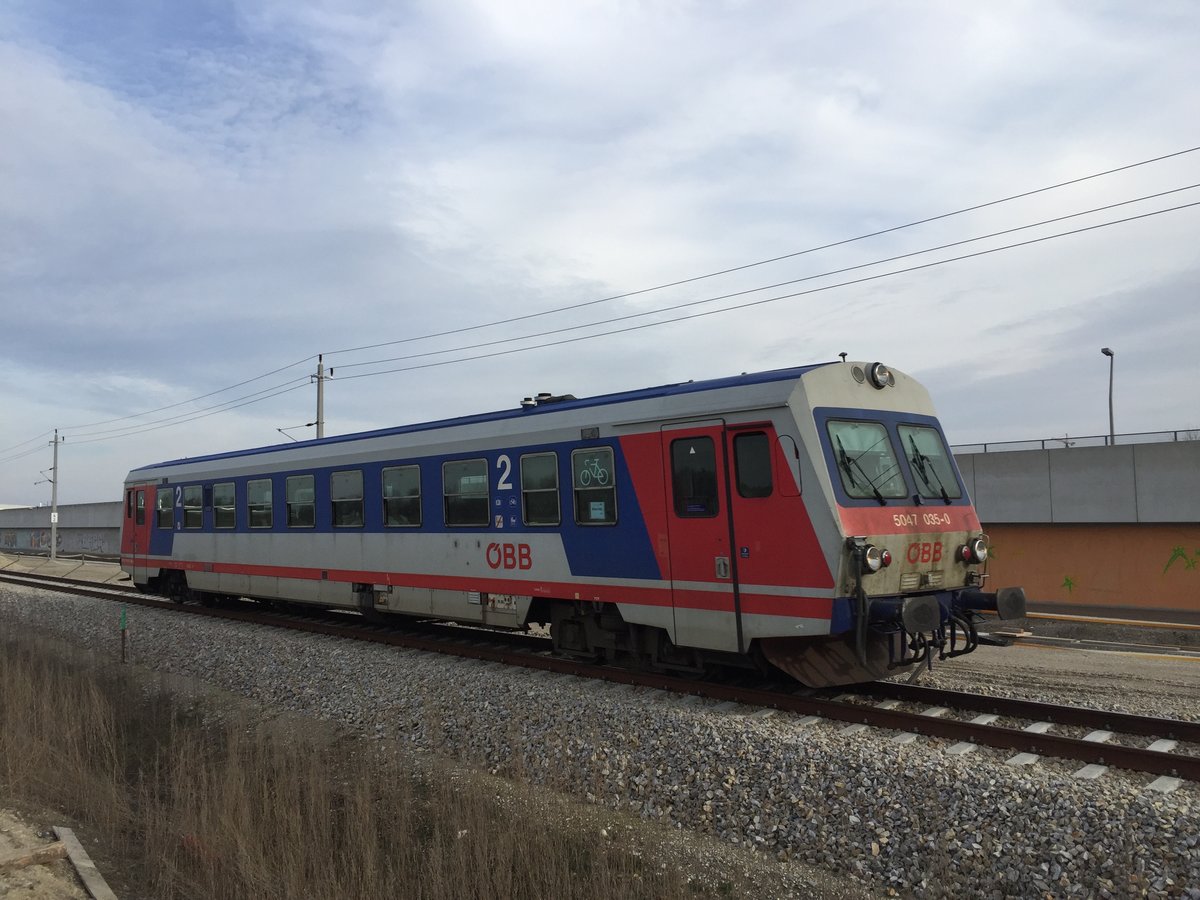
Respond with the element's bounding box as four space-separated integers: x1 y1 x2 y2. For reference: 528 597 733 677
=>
247 479 273 529
443 459 488 526
286 475 316 528
520 452 560 526
898 424 962 501
156 490 173 528
571 447 616 525
825 420 908 500
331 470 364 528
182 486 203 529
382 465 422 527
213 482 236 529
733 431 773 499
671 437 718 517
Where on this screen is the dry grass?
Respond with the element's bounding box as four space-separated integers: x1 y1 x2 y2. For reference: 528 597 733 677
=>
0 637 730 899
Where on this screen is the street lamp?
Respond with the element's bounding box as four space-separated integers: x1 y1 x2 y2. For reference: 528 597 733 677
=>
1100 348 1115 445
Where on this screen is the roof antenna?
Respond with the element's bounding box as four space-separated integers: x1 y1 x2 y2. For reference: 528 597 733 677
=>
838 352 848 363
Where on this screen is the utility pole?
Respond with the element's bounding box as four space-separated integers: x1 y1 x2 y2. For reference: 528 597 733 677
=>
49 429 63 560
1101 347 1115 445
311 354 333 439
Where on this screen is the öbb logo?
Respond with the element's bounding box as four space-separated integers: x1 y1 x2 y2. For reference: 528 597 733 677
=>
486 542 532 570
906 542 943 565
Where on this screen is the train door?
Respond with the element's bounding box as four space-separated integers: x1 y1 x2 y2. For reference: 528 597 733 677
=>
661 421 742 653
121 484 153 584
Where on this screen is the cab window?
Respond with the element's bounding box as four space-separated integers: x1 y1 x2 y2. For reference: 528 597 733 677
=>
825 420 907 500
898 424 962 501
733 432 773 498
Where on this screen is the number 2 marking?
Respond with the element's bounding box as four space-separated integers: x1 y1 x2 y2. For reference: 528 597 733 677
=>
496 454 513 490
175 486 182 507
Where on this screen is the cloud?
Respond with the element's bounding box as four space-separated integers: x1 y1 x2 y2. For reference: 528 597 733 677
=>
0 1 1198 504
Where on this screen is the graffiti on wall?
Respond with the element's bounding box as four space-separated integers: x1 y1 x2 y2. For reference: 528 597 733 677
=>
1164 547 1199 574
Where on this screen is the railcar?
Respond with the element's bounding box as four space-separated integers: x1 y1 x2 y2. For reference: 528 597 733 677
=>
120 361 1024 686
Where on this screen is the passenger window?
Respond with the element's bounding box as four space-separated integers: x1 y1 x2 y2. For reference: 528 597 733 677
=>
248 479 273 529
156 490 173 529
733 432 773 498
443 459 488 526
213 482 236 529
182 486 203 529
571 448 616 525
521 453 560 526
383 465 422 527
286 475 315 528
331 470 364 528
126 491 133 519
135 490 146 526
671 437 718 517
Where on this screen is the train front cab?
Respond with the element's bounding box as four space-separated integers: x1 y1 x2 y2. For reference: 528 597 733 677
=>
759 362 1026 687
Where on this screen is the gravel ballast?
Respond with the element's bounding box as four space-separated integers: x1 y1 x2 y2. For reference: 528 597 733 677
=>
3 587 1198 898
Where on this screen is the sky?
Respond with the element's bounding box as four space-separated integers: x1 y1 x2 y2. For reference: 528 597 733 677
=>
1 0 1198 505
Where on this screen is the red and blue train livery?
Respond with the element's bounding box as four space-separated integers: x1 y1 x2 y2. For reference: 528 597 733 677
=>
120 361 1025 686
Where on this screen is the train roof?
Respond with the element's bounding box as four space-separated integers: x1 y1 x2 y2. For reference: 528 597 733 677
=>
129 361 834 474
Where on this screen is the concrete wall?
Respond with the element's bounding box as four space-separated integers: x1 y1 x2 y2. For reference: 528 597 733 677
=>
0 501 122 556
956 441 1200 524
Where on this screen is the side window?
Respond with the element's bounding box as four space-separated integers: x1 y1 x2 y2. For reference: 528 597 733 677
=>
182 486 203 529
521 452 559 526
247 479 273 529
126 490 133 519
214 482 236 529
571 447 616 525
443 459 488 526
382 465 422 527
332 470 364 528
135 490 146 526
733 432 773 498
156 490 173 529
286 475 315 528
671 437 718 517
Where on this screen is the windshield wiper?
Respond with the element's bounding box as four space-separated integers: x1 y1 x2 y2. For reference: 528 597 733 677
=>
908 435 951 505
836 435 886 505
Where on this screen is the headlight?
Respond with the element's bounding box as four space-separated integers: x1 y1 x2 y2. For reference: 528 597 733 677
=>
862 544 892 573
868 362 895 389
958 537 988 564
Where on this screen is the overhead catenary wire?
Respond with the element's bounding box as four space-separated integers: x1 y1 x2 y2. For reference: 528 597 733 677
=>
332 183 1200 373
333 199 1200 383
324 145 1200 359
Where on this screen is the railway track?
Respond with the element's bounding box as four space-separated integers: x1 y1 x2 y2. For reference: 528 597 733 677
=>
2 568 1197 785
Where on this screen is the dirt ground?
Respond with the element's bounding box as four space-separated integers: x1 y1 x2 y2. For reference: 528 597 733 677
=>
0 809 87 900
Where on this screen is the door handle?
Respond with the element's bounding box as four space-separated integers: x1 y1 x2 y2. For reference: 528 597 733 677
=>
715 556 730 579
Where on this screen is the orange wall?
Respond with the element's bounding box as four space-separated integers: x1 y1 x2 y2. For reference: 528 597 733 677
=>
985 523 1200 616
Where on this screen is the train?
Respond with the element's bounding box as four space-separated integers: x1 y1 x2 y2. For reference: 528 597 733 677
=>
119 360 1025 687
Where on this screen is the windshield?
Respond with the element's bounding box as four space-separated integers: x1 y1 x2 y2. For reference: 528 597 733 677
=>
898 424 962 502
825 420 908 503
